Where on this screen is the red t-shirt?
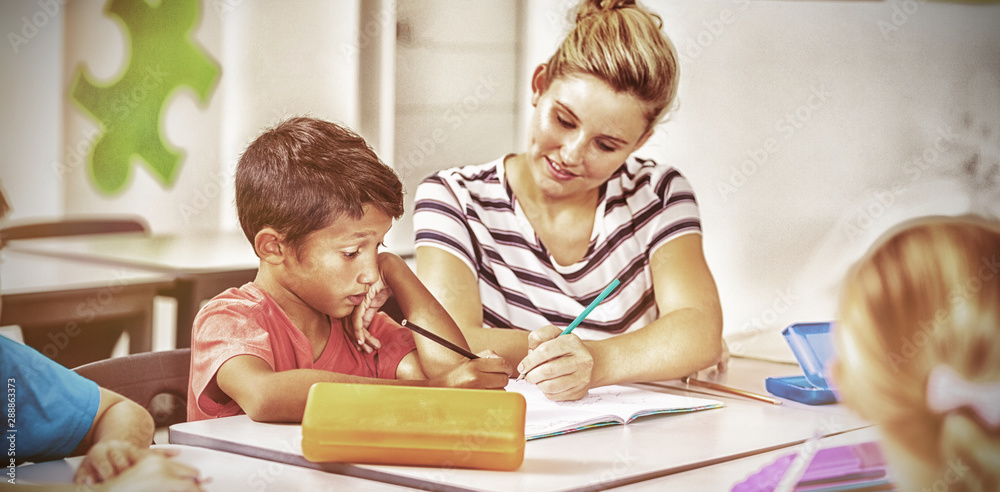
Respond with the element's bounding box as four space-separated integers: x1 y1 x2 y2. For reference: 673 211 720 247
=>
187 283 416 421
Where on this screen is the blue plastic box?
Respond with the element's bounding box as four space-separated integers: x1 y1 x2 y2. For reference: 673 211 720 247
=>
765 322 839 405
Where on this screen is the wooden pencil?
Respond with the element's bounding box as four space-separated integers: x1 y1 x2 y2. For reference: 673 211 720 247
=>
681 376 783 405
401 319 479 360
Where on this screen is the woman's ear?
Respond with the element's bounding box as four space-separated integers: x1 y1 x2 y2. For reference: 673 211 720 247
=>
530 64 550 107
255 227 286 265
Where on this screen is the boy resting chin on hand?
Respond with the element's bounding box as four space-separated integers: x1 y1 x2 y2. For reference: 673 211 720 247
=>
187 117 511 423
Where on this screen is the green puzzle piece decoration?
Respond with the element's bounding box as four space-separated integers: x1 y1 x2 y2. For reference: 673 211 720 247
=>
71 0 220 195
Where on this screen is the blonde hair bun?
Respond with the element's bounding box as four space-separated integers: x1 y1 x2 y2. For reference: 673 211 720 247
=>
574 0 640 22
548 0 678 130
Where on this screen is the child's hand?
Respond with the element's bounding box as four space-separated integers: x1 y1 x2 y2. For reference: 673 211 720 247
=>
74 440 177 485
429 350 512 390
346 276 391 354
100 452 205 492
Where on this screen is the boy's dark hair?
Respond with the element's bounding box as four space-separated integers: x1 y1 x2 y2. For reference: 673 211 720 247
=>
235 117 404 254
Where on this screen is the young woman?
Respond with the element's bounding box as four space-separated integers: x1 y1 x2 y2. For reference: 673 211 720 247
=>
409 0 724 400
834 215 1000 490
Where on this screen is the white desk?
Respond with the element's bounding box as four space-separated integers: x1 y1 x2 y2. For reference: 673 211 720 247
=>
8 231 259 348
607 426 886 491
169 359 871 491
0 250 174 367
14 444 413 491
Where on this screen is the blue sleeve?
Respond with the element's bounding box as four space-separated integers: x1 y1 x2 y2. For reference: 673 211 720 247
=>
1 336 100 464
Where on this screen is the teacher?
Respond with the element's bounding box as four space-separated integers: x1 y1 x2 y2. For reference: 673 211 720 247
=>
412 0 724 400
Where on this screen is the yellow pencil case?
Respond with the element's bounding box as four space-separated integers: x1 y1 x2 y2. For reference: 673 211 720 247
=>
301 383 527 471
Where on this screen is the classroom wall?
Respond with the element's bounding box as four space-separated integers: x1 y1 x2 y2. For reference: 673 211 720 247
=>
388 0 520 253
652 1 999 357
60 0 226 232
0 0 65 220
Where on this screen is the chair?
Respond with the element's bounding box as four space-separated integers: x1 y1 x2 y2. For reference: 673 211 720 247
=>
73 349 191 429
0 216 149 248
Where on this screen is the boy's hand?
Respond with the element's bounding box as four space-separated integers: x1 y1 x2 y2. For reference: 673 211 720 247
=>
429 350 512 390
346 277 390 354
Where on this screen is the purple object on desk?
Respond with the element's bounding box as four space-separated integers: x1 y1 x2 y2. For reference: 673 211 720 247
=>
732 441 890 492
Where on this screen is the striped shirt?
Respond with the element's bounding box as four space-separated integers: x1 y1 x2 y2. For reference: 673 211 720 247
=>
413 155 701 340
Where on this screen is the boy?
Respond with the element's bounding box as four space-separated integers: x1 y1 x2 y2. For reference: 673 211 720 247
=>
187 117 512 423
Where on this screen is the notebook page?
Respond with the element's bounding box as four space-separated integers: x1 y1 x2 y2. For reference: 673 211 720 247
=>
506 379 723 439
506 379 620 438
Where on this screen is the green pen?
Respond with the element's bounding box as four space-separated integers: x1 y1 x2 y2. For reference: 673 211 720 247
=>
516 278 621 381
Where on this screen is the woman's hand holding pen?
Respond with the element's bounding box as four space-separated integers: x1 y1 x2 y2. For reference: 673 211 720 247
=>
517 325 596 401
428 350 512 390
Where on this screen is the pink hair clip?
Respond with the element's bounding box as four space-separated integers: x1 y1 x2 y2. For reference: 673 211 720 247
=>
926 365 1000 428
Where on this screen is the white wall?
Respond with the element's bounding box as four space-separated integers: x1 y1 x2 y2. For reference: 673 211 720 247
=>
0 0 66 220
389 0 520 253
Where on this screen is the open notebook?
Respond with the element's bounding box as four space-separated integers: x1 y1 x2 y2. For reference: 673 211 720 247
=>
506 379 724 440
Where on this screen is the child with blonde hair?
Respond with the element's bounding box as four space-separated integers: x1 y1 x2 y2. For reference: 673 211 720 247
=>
835 215 1000 490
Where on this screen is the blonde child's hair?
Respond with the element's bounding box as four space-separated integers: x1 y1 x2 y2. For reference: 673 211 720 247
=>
545 0 679 131
836 215 1000 490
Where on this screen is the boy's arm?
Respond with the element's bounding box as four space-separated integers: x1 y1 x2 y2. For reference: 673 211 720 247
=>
415 246 530 364
376 252 474 378
219 351 511 424
216 354 432 423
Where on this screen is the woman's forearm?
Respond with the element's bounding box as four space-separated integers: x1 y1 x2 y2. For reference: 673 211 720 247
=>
588 307 723 388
